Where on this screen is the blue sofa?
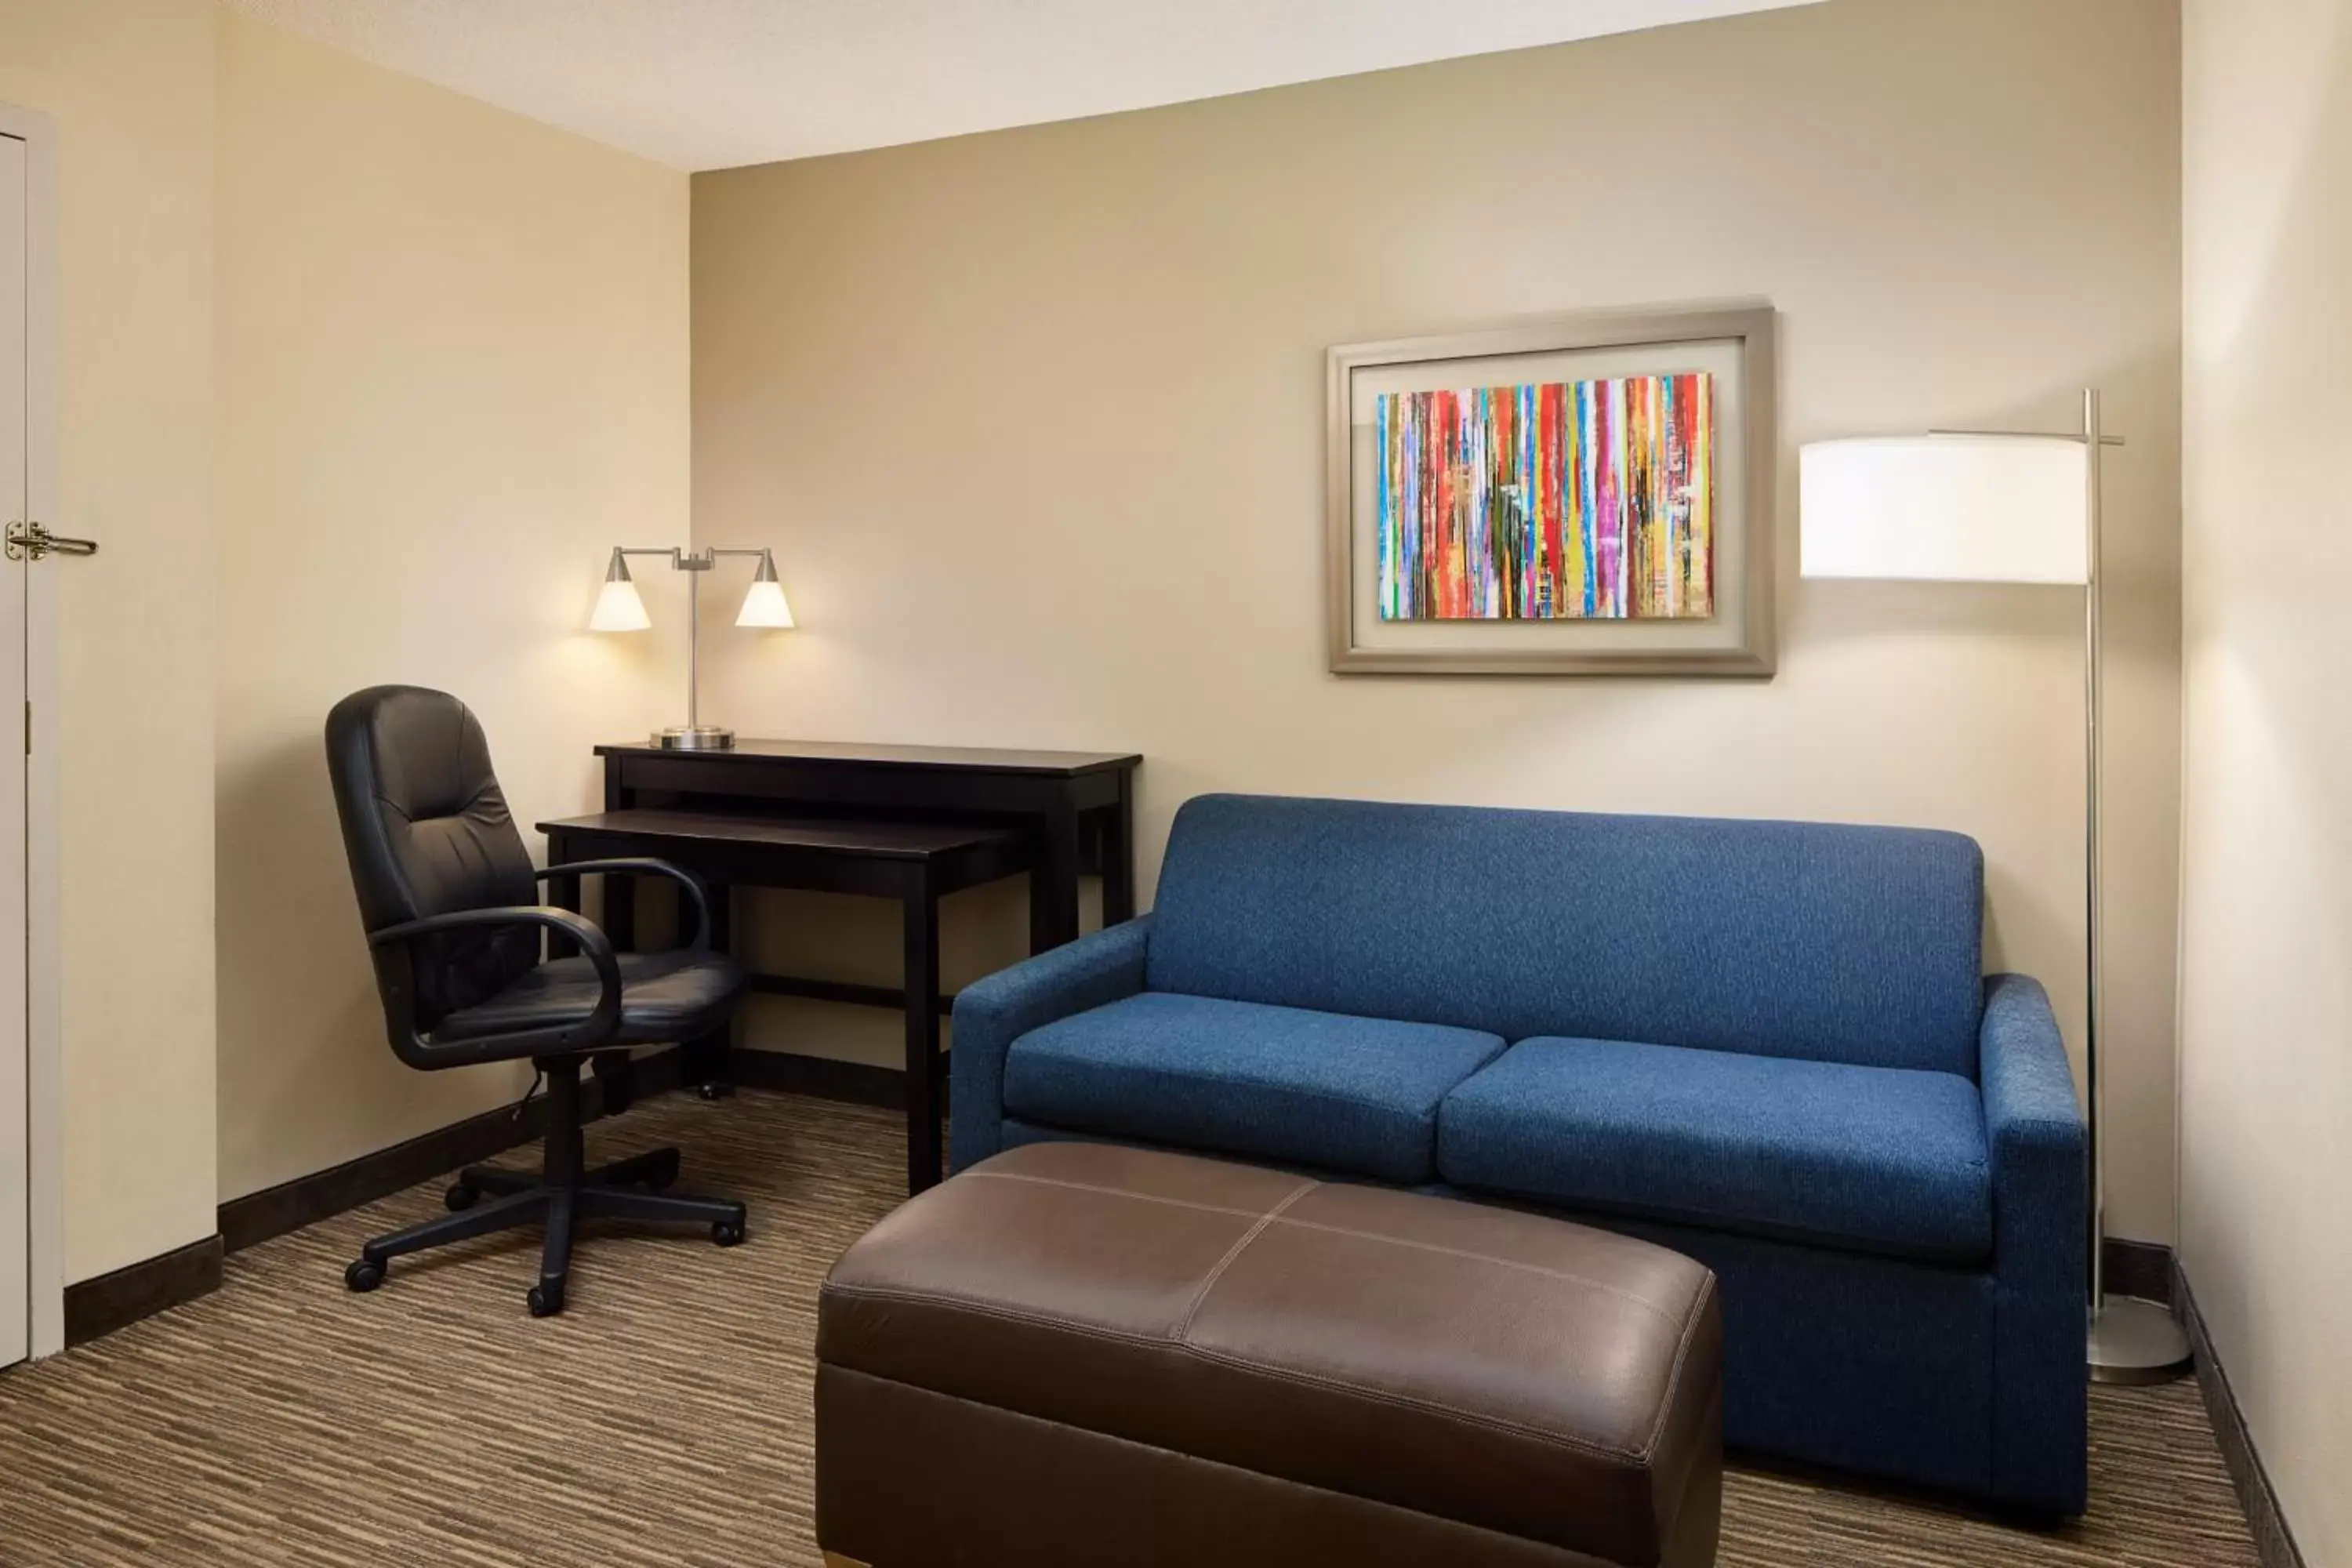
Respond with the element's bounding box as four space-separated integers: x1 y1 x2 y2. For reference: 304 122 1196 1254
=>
949 793 2088 1515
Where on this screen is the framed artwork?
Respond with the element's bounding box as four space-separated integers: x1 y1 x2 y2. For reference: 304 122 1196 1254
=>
1325 305 1777 675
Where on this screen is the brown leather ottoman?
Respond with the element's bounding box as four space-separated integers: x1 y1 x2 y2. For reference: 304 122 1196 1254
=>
816 1142 1722 1567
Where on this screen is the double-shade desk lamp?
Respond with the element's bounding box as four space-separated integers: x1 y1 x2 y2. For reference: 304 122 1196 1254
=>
592 402 2187 1386
589 544 793 750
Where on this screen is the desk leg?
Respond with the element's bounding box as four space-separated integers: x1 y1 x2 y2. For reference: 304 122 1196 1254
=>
544 843 582 960
602 865 637 953
902 869 943 1194
1028 804 1083 955
689 881 735 1099
1102 770 1136 925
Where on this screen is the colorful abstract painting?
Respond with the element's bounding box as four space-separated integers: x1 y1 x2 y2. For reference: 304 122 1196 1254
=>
1374 372 1715 620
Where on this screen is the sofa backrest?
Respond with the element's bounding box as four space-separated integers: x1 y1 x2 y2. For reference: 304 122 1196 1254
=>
1146 794 1986 1078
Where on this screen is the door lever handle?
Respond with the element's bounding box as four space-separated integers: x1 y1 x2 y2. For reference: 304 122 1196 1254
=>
5 521 98 561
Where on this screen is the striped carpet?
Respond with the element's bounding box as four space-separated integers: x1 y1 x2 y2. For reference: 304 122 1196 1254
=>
0 1088 2259 1566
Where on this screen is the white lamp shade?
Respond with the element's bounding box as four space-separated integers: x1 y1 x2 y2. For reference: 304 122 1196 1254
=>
588 576 652 631
1800 435 2089 585
735 578 795 629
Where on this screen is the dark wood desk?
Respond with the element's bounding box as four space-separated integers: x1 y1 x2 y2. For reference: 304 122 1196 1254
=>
566 740 1142 1192
593 739 1142 949
540 809 1032 1192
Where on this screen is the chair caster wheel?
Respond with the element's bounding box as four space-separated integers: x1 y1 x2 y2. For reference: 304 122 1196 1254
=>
711 1220 746 1247
345 1258 387 1293
696 1082 735 1101
527 1282 565 1317
444 1182 479 1210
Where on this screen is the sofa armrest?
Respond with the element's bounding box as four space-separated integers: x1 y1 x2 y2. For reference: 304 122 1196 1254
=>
1979 971 2090 1513
1979 972 2087 1281
949 916 1152 1172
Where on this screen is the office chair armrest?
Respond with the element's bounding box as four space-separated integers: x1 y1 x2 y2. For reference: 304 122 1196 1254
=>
368 906 624 1063
535 858 713 950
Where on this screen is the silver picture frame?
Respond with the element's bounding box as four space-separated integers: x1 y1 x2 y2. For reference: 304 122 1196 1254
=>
1325 303 1777 676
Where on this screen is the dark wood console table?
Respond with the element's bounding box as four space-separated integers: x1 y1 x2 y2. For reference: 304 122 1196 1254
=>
595 739 1141 946
550 740 1142 1192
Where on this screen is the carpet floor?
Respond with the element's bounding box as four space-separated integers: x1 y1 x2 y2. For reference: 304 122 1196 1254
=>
0 1088 2259 1566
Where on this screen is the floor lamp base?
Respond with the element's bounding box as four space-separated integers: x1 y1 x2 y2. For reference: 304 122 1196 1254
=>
2089 1295 2194 1385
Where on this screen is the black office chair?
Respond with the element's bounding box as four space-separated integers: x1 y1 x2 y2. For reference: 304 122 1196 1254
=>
325 684 750 1317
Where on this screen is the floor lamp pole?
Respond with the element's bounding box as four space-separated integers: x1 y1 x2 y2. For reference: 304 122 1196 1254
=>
2081 386 2193 1385
2085 385 2108 1310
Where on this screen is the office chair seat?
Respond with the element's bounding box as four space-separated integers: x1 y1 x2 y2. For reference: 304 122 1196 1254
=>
434 949 747 1047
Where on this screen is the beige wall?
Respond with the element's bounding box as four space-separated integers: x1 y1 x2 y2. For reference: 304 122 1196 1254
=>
0 1 694 1268
691 0 2189 1240
2180 0 2351 1559
212 12 691 1202
0 0 221 1285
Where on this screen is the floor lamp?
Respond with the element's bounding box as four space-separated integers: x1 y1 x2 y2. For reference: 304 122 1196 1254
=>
1800 390 2193 1385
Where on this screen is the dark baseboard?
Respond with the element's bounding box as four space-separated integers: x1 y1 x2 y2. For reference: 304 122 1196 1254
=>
2096 1234 2307 1565
215 1044 896 1263
2101 1236 2175 1306
64 1234 223 1348
77 1045 891 1351
218 1047 684 1254
728 1045 911 1109
2177 1262 2307 1568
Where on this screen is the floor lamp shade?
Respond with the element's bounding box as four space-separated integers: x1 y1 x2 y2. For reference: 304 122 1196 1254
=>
1800 436 2089 585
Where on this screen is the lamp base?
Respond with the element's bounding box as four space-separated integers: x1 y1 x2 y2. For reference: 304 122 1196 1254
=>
2089 1294 2194 1385
652 724 735 752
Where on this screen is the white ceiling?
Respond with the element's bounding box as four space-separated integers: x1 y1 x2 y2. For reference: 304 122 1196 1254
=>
222 0 1824 172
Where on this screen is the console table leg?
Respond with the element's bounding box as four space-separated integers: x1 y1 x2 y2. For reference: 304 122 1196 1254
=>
1102 770 1136 925
1029 804 1083 955
902 871 943 1193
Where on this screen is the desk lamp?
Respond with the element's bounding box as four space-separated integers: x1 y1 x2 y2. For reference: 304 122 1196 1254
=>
590 545 793 750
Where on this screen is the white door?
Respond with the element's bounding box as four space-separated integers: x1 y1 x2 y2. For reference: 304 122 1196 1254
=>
0 129 29 1370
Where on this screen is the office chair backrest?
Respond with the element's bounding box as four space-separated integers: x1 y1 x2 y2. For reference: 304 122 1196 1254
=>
325 685 540 1036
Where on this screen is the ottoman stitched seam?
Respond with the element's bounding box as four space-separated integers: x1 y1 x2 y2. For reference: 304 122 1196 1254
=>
964 1168 1270 1220
971 1172 1694 1333
1173 1178 1320 1340
1264 1217 1690 1331
1642 1275 1717 1461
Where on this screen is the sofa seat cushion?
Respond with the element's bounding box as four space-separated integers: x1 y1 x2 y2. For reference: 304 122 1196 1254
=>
1439 1037 1991 1262
1001 992 1504 1184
